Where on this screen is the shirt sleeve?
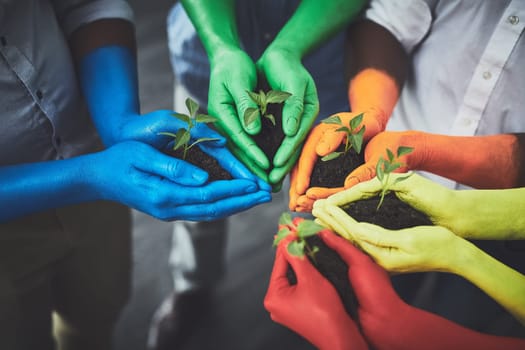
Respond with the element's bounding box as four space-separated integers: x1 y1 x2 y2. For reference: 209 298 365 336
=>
365 0 433 54
51 0 134 36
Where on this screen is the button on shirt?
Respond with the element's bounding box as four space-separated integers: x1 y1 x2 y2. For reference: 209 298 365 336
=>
0 0 133 166
366 0 525 188
366 0 525 137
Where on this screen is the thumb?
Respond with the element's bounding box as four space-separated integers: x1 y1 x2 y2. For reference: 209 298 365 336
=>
137 146 209 186
344 162 377 189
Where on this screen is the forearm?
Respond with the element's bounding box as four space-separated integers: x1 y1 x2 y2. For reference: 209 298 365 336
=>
267 0 367 59
70 19 140 146
347 19 407 110
414 133 523 189
0 158 98 222
181 0 240 59
449 241 525 326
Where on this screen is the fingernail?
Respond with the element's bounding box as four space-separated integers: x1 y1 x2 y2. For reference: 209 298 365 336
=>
192 171 208 183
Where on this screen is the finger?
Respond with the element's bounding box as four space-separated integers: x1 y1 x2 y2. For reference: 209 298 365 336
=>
312 205 356 242
281 242 324 286
138 147 209 186
294 125 326 194
214 113 270 170
230 84 262 135
296 195 315 212
289 166 300 210
199 144 259 182
169 190 271 221
326 177 383 207
318 228 373 268
315 125 345 156
305 186 344 200
269 147 301 185
225 138 270 181
343 163 377 189
190 121 226 147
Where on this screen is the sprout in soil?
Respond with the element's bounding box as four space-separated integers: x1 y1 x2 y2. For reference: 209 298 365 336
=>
375 146 414 210
273 212 325 262
243 89 292 127
159 97 220 160
321 113 365 161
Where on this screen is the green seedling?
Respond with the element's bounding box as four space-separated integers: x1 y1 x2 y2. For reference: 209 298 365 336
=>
243 89 292 127
375 146 414 210
159 97 219 160
321 113 365 161
273 212 324 262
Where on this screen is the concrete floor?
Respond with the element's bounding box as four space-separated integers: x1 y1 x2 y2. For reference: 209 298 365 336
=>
113 1 312 349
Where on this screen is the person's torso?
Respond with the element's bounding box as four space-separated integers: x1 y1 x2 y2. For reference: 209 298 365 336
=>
389 0 525 137
0 0 99 166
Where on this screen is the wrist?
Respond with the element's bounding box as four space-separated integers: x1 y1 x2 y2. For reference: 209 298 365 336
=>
260 44 302 65
446 237 480 276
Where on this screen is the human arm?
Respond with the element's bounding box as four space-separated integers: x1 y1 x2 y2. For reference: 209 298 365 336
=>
259 0 369 185
0 141 271 223
339 131 525 189
313 201 525 326
180 0 269 179
289 19 407 209
264 234 368 350
317 172 525 240
314 229 525 350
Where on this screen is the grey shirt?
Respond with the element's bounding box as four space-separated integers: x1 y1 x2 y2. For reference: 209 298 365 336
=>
0 0 133 166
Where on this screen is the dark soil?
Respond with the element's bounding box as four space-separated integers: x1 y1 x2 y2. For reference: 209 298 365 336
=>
342 192 432 229
286 235 360 324
309 144 365 188
284 193 432 328
166 146 232 182
250 78 286 172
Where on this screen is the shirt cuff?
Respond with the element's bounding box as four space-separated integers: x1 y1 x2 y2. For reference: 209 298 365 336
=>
365 0 432 54
59 0 134 36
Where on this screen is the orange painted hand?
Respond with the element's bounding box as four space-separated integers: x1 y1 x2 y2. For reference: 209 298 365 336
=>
289 68 401 212
289 109 386 212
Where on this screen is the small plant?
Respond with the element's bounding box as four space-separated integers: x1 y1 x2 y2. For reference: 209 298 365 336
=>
243 89 292 127
159 97 219 160
375 146 414 210
321 113 365 161
273 212 325 261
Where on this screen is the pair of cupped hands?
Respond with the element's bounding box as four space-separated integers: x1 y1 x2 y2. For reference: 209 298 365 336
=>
265 173 525 349
94 45 317 222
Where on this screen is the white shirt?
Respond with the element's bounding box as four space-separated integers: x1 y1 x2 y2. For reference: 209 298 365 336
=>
0 0 133 165
366 0 525 187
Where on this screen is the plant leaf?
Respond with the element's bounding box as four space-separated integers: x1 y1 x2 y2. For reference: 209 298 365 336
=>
173 129 190 151
321 115 342 125
376 157 385 181
287 241 305 257
397 146 414 157
336 126 350 133
385 162 402 173
195 114 217 123
393 174 412 185
157 131 178 138
246 90 263 107
266 90 292 104
386 148 395 162
188 137 222 150
350 128 365 154
279 212 293 226
185 98 199 118
297 220 325 238
321 152 342 161
173 113 191 124
273 227 291 247
243 107 260 126
349 113 364 130
265 113 276 126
